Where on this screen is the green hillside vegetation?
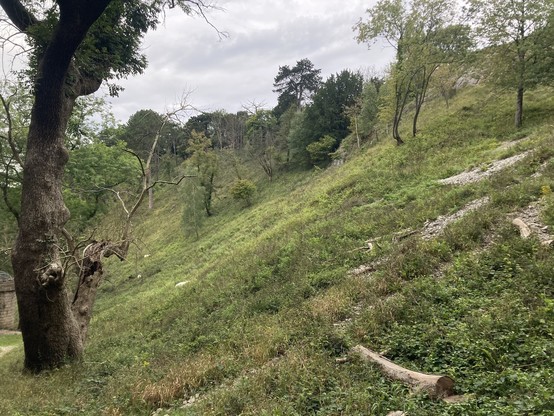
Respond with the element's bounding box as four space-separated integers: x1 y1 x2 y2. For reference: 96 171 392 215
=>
1 81 554 415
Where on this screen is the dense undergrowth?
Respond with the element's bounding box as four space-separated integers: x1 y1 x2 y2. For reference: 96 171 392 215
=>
1 84 554 415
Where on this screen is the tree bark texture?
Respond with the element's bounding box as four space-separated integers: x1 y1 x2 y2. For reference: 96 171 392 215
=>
2 0 112 372
71 240 125 343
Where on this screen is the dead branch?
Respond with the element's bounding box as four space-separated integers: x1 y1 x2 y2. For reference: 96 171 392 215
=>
352 345 455 399
123 148 146 177
145 174 196 192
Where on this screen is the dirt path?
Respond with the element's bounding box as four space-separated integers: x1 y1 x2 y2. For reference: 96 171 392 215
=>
0 330 20 335
422 197 491 240
438 151 532 186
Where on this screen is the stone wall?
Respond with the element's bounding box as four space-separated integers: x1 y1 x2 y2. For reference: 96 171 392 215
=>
0 275 17 330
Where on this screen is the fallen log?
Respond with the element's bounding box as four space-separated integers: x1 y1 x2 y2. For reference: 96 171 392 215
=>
352 345 455 399
512 218 532 239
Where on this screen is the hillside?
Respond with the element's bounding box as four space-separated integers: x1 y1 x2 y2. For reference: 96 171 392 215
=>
1 84 554 415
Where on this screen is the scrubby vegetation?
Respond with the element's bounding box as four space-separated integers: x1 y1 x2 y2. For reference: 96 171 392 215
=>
1 81 554 415
1 0 554 413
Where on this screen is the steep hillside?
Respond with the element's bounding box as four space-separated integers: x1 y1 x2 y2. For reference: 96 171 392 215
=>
1 84 554 415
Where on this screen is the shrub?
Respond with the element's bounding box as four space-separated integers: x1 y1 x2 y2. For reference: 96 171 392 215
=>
230 179 256 206
306 135 336 167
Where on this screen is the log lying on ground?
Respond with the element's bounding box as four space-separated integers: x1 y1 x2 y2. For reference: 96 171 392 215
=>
512 218 532 239
352 345 455 399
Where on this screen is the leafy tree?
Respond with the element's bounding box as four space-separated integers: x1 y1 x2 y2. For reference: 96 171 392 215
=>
186 130 218 216
273 58 322 118
0 0 214 372
64 141 138 227
356 0 471 143
468 0 554 128
0 80 125 276
290 70 363 165
285 109 309 166
306 135 336 167
66 95 117 150
182 177 206 239
246 109 280 181
119 109 186 159
345 79 380 148
184 113 213 139
230 179 256 207
430 63 463 108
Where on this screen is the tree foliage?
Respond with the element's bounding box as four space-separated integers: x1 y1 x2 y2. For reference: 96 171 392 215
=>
230 179 256 207
246 109 280 180
273 58 322 118
306 135 336 167
290 69 363 165
356 0 471 143
186 130 218 216
0 0 215 372
468 0 554 128
64 141 138 227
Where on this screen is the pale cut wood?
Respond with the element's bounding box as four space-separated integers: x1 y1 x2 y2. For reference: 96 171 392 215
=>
512 218 532 239
352 345 455 398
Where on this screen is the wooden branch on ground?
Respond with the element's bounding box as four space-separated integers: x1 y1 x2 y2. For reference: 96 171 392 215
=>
352 345 455 399
512 218 531 239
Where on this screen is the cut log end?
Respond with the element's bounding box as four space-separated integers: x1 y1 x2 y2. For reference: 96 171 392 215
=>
433 375 455 398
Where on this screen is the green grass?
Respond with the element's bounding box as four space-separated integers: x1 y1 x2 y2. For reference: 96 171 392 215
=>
0 334 21 348
1 85 554 415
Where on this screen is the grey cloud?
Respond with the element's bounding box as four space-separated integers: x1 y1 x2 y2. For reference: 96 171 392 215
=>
109 0 389 122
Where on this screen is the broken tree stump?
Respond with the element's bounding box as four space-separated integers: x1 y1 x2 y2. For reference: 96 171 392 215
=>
352 345 455 399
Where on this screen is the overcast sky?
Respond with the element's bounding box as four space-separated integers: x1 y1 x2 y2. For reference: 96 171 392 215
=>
107 0 394 123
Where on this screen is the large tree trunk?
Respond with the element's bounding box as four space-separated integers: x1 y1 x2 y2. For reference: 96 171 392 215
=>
12 103 83 370
7 1 111 372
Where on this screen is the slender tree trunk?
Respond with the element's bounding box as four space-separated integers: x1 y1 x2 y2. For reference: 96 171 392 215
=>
514 19 526 129
148 168 154 210
354 116 360 148
392 90 405 146
412 100 421 138
392 120 404 145
515 82 524 129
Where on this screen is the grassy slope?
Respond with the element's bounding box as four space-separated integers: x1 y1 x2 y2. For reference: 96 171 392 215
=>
1 84 554 415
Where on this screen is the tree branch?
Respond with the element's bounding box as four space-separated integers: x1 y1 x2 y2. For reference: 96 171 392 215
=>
0 156 19 223
0 0 38 32
0 92 23 168
123 148 146 178
145 174 195 192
